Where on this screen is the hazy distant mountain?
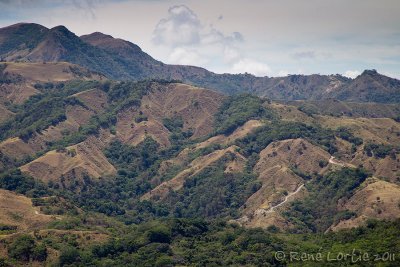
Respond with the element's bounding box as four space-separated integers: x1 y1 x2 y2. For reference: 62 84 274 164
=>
332 69 400 103
1 23 399 102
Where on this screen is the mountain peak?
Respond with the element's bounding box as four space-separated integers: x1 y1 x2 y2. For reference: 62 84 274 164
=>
80 31 146 57
0 22 47 31
81 32 114 40
50 25 69 32
361 69 379 76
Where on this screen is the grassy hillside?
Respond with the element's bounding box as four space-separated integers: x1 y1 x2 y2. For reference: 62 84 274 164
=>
0 69 400 266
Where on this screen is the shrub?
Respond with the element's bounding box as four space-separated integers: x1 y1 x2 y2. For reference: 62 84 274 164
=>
32 244 47 261
147 226 172 243
8 235 35 261
59 246 80 265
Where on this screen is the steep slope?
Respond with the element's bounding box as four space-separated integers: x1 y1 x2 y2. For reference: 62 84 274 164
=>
0 23 48 59
3 62 104 82
331 178 400 231
0 189 55 231
0 61 104 130
333 70 400 103
20 136 116 187
0 23 145 79
0 87 108 160
142 145 246 201
158 119 264 176
317 116 400 145
350 149 400 183
2 23 400 102
238 138 333 229
285 99 400 119
116 83 225 147
0 104 13 123
80 32 158 65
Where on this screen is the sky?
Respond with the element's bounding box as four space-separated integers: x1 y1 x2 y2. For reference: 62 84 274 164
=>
0 0 399 78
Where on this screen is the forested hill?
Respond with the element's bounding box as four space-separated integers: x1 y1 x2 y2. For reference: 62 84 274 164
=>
0 59 400 265
1 23 400 102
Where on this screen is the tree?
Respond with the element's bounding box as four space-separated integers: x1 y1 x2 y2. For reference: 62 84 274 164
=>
59 246 80 265
147 226 172 243
8 235 35 261
32 244 47 261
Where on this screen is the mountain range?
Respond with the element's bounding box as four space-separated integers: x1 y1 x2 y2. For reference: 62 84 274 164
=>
1 22 400 103
0 22 399 266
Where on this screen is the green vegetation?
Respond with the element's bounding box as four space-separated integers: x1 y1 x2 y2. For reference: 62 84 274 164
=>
3 217 399 266
0 71 398 266
8 235 47 262
235 121 337 168
163 116 194 146
0 224 17 235
47 138 163 220
162 116 184 132
335 127 363 146
0 24 47 56
50 80 163 150
297 104 318 116
364 143 399 159
0 169 48 197
164 157 259 218
284 168 369 233
215 94 274 134
60 218 287 266
0 80 98 141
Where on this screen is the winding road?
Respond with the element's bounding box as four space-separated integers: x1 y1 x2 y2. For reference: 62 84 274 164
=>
254 184 305 216
267 184 305 213
329 156 345 167
252 156 355 218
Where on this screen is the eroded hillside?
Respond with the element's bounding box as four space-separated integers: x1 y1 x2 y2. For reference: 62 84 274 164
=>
0 64 399 266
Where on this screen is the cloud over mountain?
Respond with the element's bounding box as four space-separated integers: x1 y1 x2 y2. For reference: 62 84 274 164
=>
152 4 271 76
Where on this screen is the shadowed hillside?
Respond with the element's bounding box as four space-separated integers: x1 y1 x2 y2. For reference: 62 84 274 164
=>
1 23 400 102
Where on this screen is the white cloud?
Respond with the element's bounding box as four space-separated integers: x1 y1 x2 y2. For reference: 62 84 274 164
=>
153 5 250 71
277 70 290 77
223 46 241 63
152 5 243 48
231 59 272 77
343 70 361 79
152 5 201 47
168 47 207 66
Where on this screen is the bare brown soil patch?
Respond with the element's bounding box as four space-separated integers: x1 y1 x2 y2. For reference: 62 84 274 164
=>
116 82 224 148
4 62 104 82
0 189 55 232
72 89 108 113
238 138 332 229
20 136 116 186
0 88 109 160
331 178 400 231
317 116 400 145
0 137 36 160
351 150 400 184
158 120 264 176
0 83 39 105
269 102 315 124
